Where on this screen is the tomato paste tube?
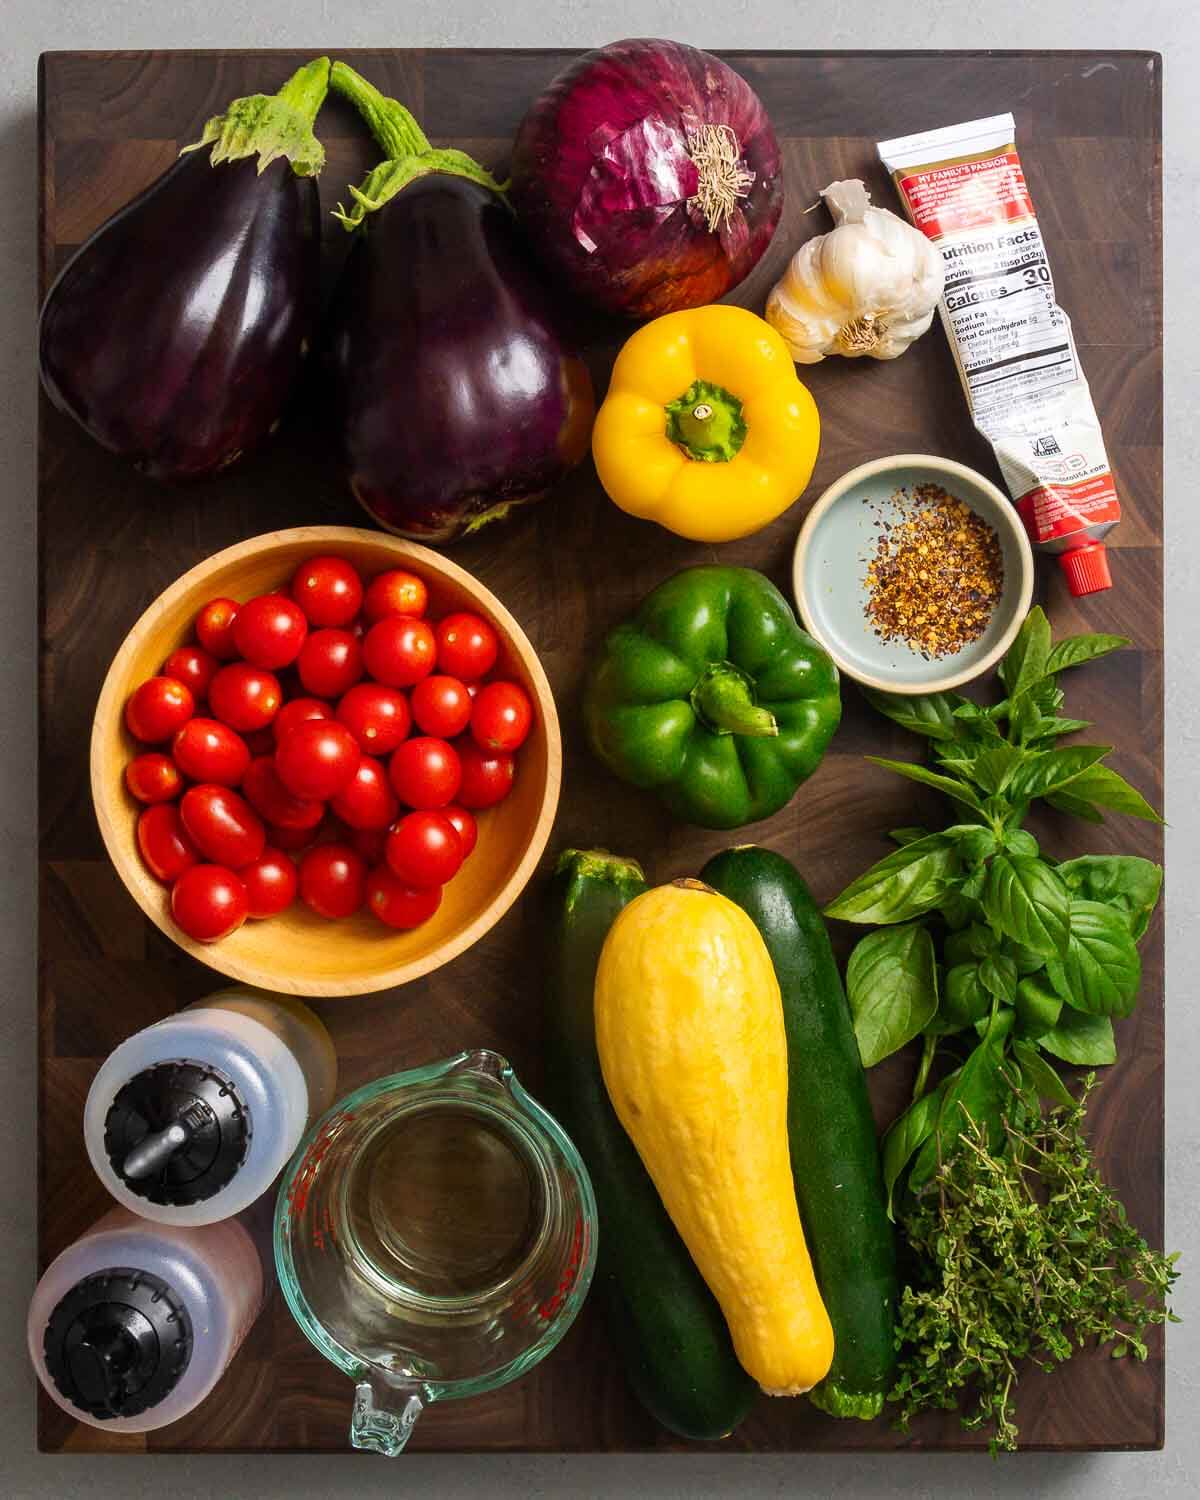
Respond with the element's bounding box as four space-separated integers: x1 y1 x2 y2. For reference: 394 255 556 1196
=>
877 114 1119 596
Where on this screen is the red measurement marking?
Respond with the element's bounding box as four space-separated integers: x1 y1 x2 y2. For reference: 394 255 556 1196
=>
537 1214 586 1322
284 1111 355 1225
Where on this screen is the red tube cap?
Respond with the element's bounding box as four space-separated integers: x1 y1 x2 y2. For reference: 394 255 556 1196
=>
1059 542 1112 596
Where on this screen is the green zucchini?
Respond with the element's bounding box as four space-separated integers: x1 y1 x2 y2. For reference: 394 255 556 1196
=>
701 845 896 1420
544 849 756 1441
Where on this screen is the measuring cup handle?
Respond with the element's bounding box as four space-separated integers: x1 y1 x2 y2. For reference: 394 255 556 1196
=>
351 1378 424 1457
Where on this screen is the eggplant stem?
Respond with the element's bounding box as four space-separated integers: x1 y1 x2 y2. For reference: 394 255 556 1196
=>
329 61 431 159
181 56 331 177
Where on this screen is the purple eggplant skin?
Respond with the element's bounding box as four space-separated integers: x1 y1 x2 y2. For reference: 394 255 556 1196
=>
328 173 595 543
39 150 320 481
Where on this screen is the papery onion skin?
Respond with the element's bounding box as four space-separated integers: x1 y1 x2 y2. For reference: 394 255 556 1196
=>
510 38 783 319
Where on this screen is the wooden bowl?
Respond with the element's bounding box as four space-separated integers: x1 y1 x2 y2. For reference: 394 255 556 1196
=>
91 526 561 997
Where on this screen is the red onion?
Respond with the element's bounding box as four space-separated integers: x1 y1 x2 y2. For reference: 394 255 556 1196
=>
510 38 783 319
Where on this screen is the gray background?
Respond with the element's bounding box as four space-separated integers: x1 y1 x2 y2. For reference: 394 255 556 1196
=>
2 2 1195 1495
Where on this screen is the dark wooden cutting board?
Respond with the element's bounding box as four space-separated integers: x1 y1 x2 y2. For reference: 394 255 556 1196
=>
37 48 1163 1454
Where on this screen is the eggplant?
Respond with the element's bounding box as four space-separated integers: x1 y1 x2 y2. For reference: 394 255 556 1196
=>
39 59 330 481
325 63 595 543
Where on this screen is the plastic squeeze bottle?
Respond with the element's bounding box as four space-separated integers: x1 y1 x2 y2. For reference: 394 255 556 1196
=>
84 990 337 1226
28 1206 264 1431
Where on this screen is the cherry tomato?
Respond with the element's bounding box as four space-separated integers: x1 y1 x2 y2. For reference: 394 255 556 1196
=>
388 736 461 809
162 644 219 700
272 696 332 744
180 784 267 869
435 611 498 681
363 568 428 622
411 674 472 738
366 866 442 930
207 662 282 733
125 676 195 743
275 719 361 800
297 628 364 699
442 804 478 859
195 598 241 660
242 755 324 830
336 682 411 755
385 811 463 888
299 844 367 919
470 679 533 752
137 804 199 883
331 756 400 831
456 741 515 809
349 824 392 865
363 617 436 688
171 865 249 943
232 594 308 669
125 752 183 804
266 820 323 852
290 555 364 628
172 718 251 786
241 848 299 919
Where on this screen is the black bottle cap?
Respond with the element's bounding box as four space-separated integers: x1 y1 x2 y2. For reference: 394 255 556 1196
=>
103 1060 251 1207
42 1268 193 1419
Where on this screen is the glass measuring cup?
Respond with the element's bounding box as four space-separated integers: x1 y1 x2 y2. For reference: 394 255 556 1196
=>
274 1050 596 1455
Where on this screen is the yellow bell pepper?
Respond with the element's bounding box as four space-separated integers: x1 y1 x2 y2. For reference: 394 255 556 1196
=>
591 305 820 543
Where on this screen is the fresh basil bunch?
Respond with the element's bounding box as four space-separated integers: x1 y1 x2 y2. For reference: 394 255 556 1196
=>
825 608 1163 1217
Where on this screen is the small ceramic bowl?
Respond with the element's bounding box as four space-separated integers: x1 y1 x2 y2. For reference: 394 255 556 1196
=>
792 455 1034 695
92 526 561 997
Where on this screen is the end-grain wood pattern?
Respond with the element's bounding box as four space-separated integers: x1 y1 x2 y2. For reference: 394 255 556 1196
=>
38 49 1163 1454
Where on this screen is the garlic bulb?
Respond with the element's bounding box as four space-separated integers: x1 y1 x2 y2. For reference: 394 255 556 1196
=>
765 179 944 363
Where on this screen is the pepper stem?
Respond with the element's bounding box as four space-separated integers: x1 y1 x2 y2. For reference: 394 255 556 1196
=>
181 56 331 177
329 60 505 229
690 664 778 738
665 380 747 463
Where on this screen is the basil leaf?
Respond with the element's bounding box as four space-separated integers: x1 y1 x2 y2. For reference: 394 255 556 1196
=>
824 834 960 924
1045 787 1106 824
1057 855 1163 942
1038 1008 1117 1066
889 826 931 847
861 687 963 742
1012 1039 1075 1107
1046 899 1141 1018
1006 745 1111 802
939 887 975 931
950 701 1003 741
970 744 1027 795
961 864 987 901
846 924 939 1067
979 951 1018 1004
881 1080 949 1221
1030 716 1093 743
910 1040 1008 1188
1052 764 1163 824
1007 938 1048 975
1044 632 1130 674
982 854 1071 957
865 757 986 814
999 606 1051 698
955 826 998 864
1002 828 1040 860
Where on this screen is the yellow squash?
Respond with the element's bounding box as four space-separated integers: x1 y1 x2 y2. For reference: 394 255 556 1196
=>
594 880 834 1395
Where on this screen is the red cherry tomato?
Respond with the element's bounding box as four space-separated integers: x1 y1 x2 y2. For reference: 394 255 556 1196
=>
331 756 400 831
241 848 299 919
180 785 266 869
137 804 199 883
232 594 308 669
349 824 392 865
162 644 219 700
125 752 183 804
208 662 283 733
456 741 515 809
297 628 364 699
435 612 498 681
290 555 364 628
125 676 195 743
363 569 428 622
299 844 367 919
470 679 533 752
366 866 442 929
242 755 324 830
171 865 249 943
363 617 436 689
272 696 332 744
195 598 241 660
336 682 411 755
275 720 361 800
442 804 478 859
385 811 463 888
172 718 251 786
411 674 472 738
266 821 323 852
388 736 461 809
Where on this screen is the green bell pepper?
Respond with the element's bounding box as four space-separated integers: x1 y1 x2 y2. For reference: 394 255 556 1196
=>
584 566 841 830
